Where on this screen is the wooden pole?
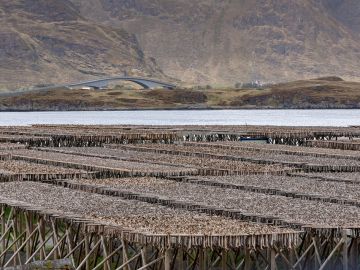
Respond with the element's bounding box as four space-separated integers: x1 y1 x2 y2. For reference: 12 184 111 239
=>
25 232 54 264
221 250 227 270
39 218 46 260
178 248 185 270
75 239 101 270
141 246 148 269
313 237 322 269
44 234 67 261
244 249 252 270
121 240 130 270
349 238 358 270
199 248 205 270
343 230 349 270
1 206 5 258
270 248 277 270
13 209 20 266
115 252 141 270
0 230 26 263
64 238 86 262
93 244 123 270
101 236 111 270
51 220 61 260
84 234 90 270
137 256 164 270
4 225 39 267
293 242 314 269
319 239 345 270
25 212 32 260
164 248 172 270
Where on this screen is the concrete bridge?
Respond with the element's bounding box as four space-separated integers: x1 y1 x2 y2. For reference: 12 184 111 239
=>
0 77 177 98
67 77 176 90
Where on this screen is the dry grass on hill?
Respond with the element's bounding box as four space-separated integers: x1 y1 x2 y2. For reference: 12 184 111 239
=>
1 77 360 110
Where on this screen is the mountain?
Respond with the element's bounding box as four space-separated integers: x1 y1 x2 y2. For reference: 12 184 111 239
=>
320 0 360 36
1 0 360 90
0 0 165 90
71 0 360 85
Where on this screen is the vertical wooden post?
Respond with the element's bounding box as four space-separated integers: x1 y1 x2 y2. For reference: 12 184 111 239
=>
13 209 19 266
289 248 296 267
203 248 208 270
199 248 206 270
164 248 172 270
270 248 276 270
1 206 5 255
178 248 185 270
343 230 349 270
51 221 59 260
121 240 130 270
29 212 34 256
39 217 46 260
101 236 111 270
313 236 320 270
141 246 148 269
221 250 227 270
85 234 90 270
108 238 113 268
25 212 31 260
1 206 9 267
244 249 252 270
348 237 358 270
66 228 75 267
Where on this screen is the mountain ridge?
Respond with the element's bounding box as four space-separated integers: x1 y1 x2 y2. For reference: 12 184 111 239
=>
71 0 360 85
0 0 166 90
1 0 360 89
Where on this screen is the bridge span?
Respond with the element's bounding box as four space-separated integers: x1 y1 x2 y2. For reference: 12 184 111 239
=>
0 77 177 98
68 77 176 90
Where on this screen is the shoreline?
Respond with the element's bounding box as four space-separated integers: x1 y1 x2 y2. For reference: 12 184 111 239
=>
1 107 360 112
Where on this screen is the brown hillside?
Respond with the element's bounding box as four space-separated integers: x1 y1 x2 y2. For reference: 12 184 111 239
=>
72 0 360 85
1 78 360 110
0 0 166 90
231 78 360 108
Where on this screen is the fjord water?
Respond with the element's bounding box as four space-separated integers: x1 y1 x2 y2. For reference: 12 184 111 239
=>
0 110 359 126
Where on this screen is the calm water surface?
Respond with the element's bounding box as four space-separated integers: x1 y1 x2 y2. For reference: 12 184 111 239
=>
0 110 359 126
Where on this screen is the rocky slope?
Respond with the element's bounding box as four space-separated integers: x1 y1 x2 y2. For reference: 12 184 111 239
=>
2 0 360 90
0 0 165 90
71 0 360 85
320 0 360 37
